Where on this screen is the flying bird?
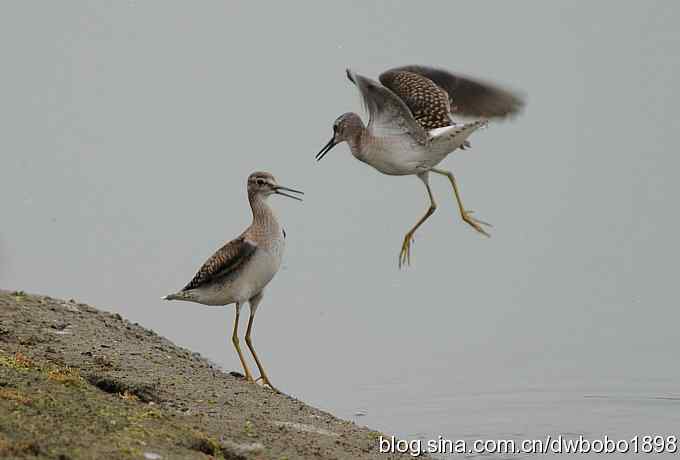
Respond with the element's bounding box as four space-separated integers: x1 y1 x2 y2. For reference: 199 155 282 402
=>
316 65 524 267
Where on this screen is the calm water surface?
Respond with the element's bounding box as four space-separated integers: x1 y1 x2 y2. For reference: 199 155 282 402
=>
304 355 680 459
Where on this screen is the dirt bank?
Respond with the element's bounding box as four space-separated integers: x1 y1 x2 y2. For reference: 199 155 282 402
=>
0 290 416 459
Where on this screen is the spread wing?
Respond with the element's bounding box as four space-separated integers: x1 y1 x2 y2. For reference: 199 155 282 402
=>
346 69 428 144
379 70 453 130
381 65 525 119
182 236 257 291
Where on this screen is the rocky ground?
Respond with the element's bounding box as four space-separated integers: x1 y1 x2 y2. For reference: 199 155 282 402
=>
0 290 417 459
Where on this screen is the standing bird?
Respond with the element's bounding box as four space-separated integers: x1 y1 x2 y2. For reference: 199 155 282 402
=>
163 172 303 391
316 66 524 267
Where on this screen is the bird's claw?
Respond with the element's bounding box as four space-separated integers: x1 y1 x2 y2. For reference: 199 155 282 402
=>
254 375 279 392
398 233 415 268
462 210 492 236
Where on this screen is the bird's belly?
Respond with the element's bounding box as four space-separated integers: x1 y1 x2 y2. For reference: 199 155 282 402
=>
194 243 283 306
361 141 433 176
231 247 282 302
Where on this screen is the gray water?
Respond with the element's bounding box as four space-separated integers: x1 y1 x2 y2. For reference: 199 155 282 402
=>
2 2 679 458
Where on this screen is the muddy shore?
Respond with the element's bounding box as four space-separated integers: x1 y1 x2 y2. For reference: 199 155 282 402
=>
0 290 417 459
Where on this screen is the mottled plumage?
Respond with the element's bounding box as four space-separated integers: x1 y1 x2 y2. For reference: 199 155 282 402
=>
379 70 452 130
382 65 524 119
182 236 257 291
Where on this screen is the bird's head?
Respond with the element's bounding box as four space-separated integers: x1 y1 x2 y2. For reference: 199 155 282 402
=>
315 112 363 161
247 172 303 201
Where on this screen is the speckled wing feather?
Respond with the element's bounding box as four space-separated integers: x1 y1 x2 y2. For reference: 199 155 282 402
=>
382 65 524 119
378 70 453 130
182 236 257 291
346 69 428 144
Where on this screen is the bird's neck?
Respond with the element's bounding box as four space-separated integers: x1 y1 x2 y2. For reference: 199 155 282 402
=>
248 192 279 230
347 126 369 160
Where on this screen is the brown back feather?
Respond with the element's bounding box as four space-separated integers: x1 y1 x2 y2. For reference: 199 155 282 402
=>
182 236 257 291
382 65 524 119
379 70 453 130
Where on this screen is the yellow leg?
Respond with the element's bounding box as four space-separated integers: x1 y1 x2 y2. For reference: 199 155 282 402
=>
399 173 437 268
231 304 254 382
431 168 491 237
245 310 278 393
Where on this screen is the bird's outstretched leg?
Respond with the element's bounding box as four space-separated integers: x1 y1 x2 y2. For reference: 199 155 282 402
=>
231 303 255 383
399 172 437 268
245 293 278 392
431 168 491 237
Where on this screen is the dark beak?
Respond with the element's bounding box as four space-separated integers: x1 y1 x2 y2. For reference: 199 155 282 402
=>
274 185 304 201
315 137 337 161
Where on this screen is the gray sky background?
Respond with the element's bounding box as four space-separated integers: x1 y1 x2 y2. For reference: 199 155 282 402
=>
2 1 679 438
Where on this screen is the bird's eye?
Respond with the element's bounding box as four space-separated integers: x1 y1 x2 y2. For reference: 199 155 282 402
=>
256 179 265 185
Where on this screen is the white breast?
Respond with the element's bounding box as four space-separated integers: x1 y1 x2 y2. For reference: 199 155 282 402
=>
236 232 284 302
359 136 431 176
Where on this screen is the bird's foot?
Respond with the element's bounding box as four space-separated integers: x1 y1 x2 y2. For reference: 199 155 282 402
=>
254 375 279 393
398 232 415 269
460 140 471 150
461 210 492 237
231 370 256 383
